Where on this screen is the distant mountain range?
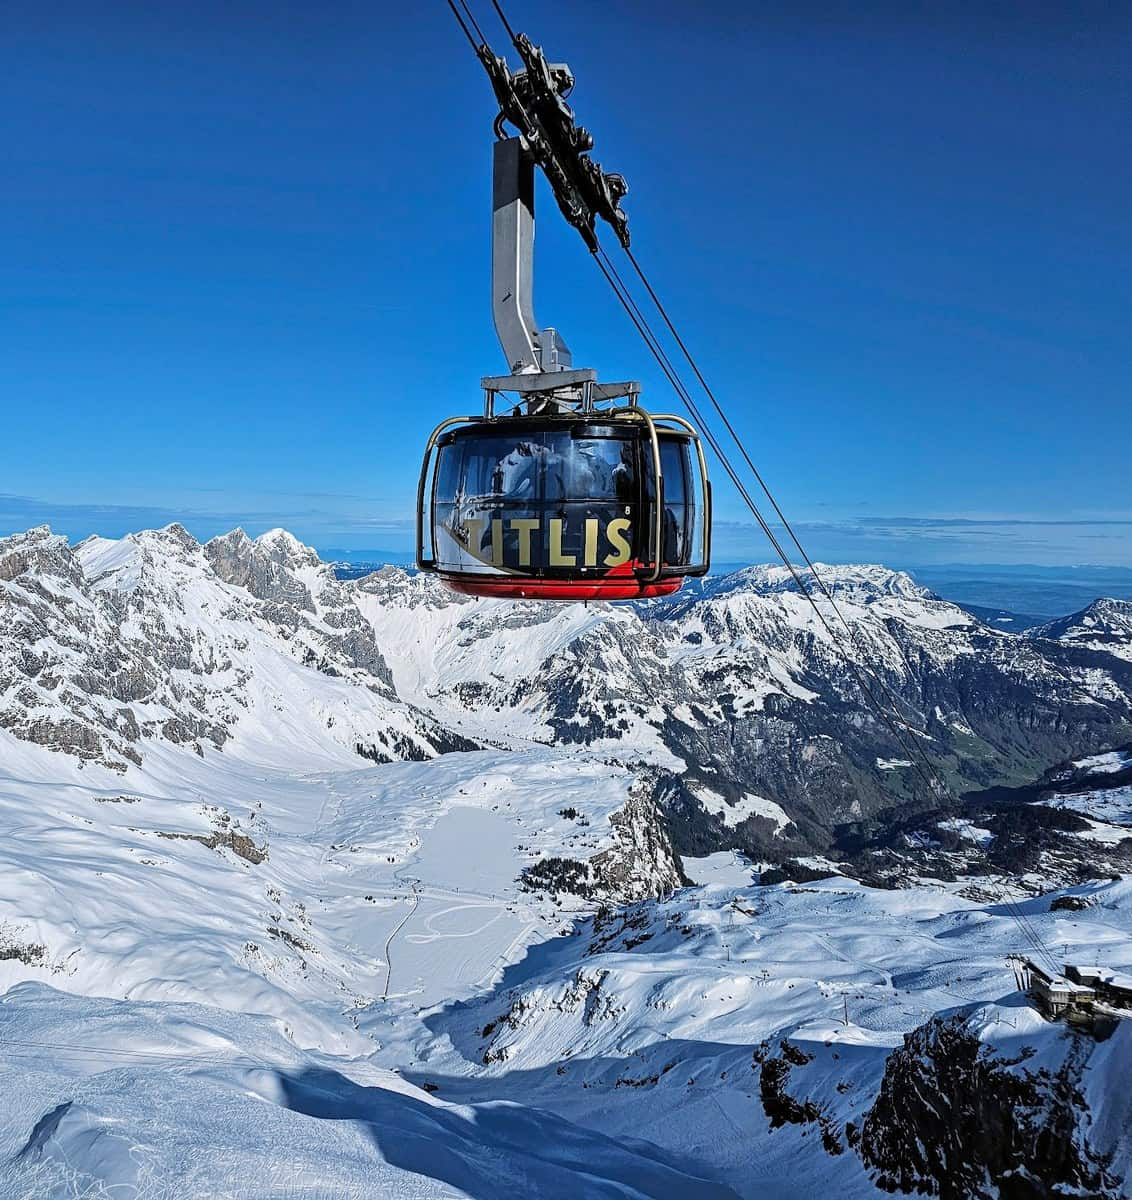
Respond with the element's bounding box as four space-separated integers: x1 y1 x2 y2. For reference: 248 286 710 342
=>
4 523 1131 883
324 554 1132 623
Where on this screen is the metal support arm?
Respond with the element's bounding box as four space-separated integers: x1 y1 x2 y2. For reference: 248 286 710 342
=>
492 137 573 376
492 138 540 373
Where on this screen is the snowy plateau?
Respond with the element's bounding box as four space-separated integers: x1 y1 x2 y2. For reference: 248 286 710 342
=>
0 522 1130 1199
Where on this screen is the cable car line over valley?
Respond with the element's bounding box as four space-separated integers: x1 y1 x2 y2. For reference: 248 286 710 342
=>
435 0 1065 975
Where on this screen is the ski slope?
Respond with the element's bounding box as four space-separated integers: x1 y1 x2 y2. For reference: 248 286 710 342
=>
0 730 651 1052
2 721 1130 1197
373 875 1132 1199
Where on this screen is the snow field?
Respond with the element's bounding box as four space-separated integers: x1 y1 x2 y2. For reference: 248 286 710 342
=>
2 723 1130 1196
0 986 736 1200
0 733 635 1051
392 876 1132 1198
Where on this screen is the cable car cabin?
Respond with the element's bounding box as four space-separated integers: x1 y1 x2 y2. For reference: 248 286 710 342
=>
417 410 711 601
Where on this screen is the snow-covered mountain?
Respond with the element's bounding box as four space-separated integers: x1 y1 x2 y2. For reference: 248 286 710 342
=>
1028 598 1132 663
1 523 1130 1198
0 524 470 772
5 523 1132 867
355 552 1132 865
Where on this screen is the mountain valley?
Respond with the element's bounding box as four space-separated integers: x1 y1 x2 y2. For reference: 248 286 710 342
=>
0 523 1129 1198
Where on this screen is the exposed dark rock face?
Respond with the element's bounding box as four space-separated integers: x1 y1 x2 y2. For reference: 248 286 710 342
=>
205 528 318 613
1050 894 1098 912
752 1038 845 1154
858 1015 1122 1199
592 781 688 897
827 751 1132 892
153 808 268 865
205 528 398 687
520 782 685 902
357 561 1132 865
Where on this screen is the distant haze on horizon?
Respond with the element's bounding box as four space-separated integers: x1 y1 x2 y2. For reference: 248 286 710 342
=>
4 2 1129 570
2 499 1130 572
3 511 1131 618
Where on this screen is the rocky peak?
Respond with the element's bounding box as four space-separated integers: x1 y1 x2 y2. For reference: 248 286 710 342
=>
253 527 321 569
155 522 200 552
74 527 212 602
0 525 81 586
1092 597 1132 620
207 527 255 558
205 528 316 612
1028 598 1132 662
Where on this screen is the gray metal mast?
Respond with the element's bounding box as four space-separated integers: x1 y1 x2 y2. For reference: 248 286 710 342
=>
483 136 637 414
491 138 561 374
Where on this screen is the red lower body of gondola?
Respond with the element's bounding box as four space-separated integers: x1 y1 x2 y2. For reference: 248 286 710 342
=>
436 560 684 602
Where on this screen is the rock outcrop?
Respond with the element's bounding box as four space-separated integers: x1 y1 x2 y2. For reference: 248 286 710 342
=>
859 1013 1126 1199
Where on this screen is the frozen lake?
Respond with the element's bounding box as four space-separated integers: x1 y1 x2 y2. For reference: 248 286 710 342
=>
387 806 535 1006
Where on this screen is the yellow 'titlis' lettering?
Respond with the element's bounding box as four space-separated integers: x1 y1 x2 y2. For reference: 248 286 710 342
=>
548 519 575 566
509 518 539 566
584 518 600 567
604 518 632 567
464 516 633 569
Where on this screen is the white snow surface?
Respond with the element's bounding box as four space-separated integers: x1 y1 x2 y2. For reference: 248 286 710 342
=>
1074 750 1132 775
370 875 1132 1200
682 851 763 887
5 735 1130 1200
1 527 1131 1197
1041 786 1132 835
690 785 793 832
937 817 996 847
0 731 641 1049
0 728 723 1197
1 742 1131 1199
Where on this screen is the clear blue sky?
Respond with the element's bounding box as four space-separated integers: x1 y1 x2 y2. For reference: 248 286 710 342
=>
3 0 1130 566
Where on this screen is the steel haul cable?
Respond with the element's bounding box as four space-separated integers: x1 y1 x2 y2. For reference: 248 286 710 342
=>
457 0 490 46
595 253 1059 972
488 0 519 43
443 0 480 51
591 245 1058 972
595 249 949 804
598 251 1060 972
